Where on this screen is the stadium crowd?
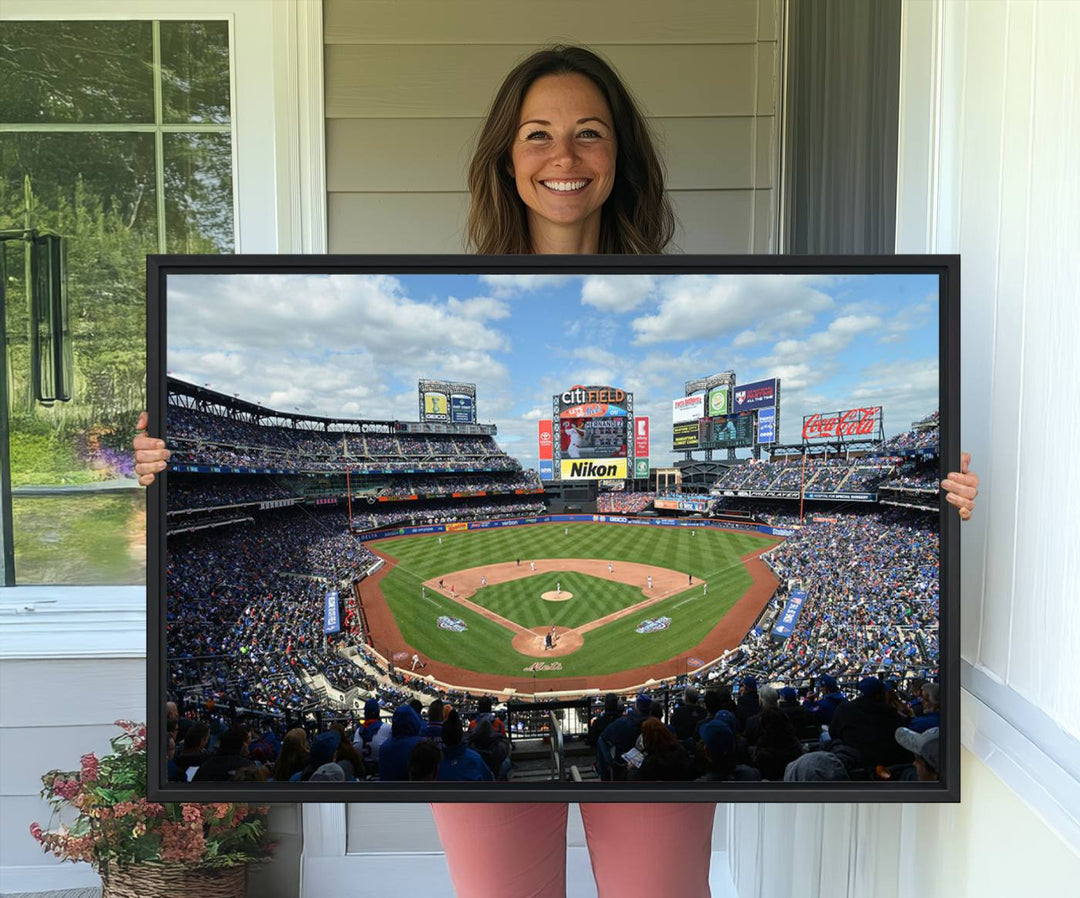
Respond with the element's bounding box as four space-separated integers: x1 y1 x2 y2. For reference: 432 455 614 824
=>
698 509 938 688
165 677 940 785
712 458 898 493
597 491 656 514
167 471 542 512
167 406 519 473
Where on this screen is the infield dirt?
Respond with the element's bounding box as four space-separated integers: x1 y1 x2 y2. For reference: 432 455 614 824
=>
358 543 778 694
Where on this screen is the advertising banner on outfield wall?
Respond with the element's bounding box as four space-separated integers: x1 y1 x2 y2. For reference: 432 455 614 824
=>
538 419 553 460
732 378 778 412
560 458 627 480
672 395 704 423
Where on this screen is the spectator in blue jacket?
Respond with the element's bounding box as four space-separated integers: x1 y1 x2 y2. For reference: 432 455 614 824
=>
377 704 424 781
805 674 847 725
438 709 493 782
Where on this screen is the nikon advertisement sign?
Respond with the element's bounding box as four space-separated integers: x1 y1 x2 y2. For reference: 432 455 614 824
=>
560 458 628 480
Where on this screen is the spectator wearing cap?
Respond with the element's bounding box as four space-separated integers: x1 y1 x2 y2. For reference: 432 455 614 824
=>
438 710 493 782
736 676 761 727
378 704 425 781
783 751 851 782
908 683 940 733
804 674 846 725
292 730 342 782
353 698 384 759
309 762 346 782
597 692 653 781
422 699 446 749
586 694 622 748
895 726 940 781
778 686 813 736
468 695 507 738
829 677 910 772
695 723 761 782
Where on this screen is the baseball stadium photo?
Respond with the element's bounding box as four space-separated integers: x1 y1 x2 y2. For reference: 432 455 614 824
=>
158 265 949 793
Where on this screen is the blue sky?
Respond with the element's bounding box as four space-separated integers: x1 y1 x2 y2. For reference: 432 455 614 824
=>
167 271 939 471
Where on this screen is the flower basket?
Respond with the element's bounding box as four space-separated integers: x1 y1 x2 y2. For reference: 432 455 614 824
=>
31 721 273 888
101 862 247 898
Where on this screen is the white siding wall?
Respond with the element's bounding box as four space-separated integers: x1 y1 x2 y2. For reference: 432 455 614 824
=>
324 0 781 253
730 1 1080 895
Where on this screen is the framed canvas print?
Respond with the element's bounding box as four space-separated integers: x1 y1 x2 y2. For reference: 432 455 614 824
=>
147 254 960 802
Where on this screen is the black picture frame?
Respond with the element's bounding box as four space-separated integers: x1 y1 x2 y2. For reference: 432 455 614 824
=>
147 253 960 803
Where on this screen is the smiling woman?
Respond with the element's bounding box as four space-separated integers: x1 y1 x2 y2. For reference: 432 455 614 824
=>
466 46 674 255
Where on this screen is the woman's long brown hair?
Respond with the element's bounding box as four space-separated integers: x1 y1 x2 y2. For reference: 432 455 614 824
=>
466 46 675 255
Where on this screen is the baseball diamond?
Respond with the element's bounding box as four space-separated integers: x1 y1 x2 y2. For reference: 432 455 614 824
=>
358 522 779 692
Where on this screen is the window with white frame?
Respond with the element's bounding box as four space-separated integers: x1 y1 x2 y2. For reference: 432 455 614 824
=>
0 18 234 585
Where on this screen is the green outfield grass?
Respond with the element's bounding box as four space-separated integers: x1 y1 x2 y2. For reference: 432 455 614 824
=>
474 571 643 630
370 522 777 681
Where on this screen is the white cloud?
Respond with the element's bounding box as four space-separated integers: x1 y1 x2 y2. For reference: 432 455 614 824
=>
580 275 656 311
764 314 883 368
630 275 835 345
479 274 571 296
445 296 511 320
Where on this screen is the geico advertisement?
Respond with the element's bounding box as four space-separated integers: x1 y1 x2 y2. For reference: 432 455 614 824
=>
560 458 628 480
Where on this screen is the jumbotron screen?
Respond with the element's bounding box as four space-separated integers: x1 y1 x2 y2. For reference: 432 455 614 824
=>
555 384 632 480
148 255 960 804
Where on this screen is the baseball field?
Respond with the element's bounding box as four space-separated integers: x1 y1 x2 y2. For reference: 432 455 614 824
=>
358 521 781 692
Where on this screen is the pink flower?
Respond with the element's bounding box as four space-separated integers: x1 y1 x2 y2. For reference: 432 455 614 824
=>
160 821 206 863
52 777 80 801
137 799 165 818
181 805 203 824
80 753 99 782
29 822 44 842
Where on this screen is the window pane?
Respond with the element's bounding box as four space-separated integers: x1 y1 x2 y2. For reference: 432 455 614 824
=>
160 21 232 124
12 494 146 585
0 21 154 124
2 132 155 584
164 133 235 253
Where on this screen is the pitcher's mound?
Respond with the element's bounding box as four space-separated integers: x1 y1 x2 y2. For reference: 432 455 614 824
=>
541 590 574 602
513 627 585 658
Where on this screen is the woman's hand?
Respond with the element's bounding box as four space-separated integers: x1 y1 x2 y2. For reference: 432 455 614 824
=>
133 411 170 486
941 452 979 521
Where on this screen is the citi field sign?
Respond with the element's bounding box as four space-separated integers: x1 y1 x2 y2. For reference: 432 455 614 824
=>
558 385 629 418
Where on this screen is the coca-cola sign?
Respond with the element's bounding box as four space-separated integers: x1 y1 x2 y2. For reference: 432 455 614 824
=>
802 407 882 441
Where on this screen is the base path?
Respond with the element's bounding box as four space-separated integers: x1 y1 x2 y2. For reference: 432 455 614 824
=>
358 546 778 693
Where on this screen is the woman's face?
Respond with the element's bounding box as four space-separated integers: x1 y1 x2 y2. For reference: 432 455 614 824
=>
509 73 616 247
